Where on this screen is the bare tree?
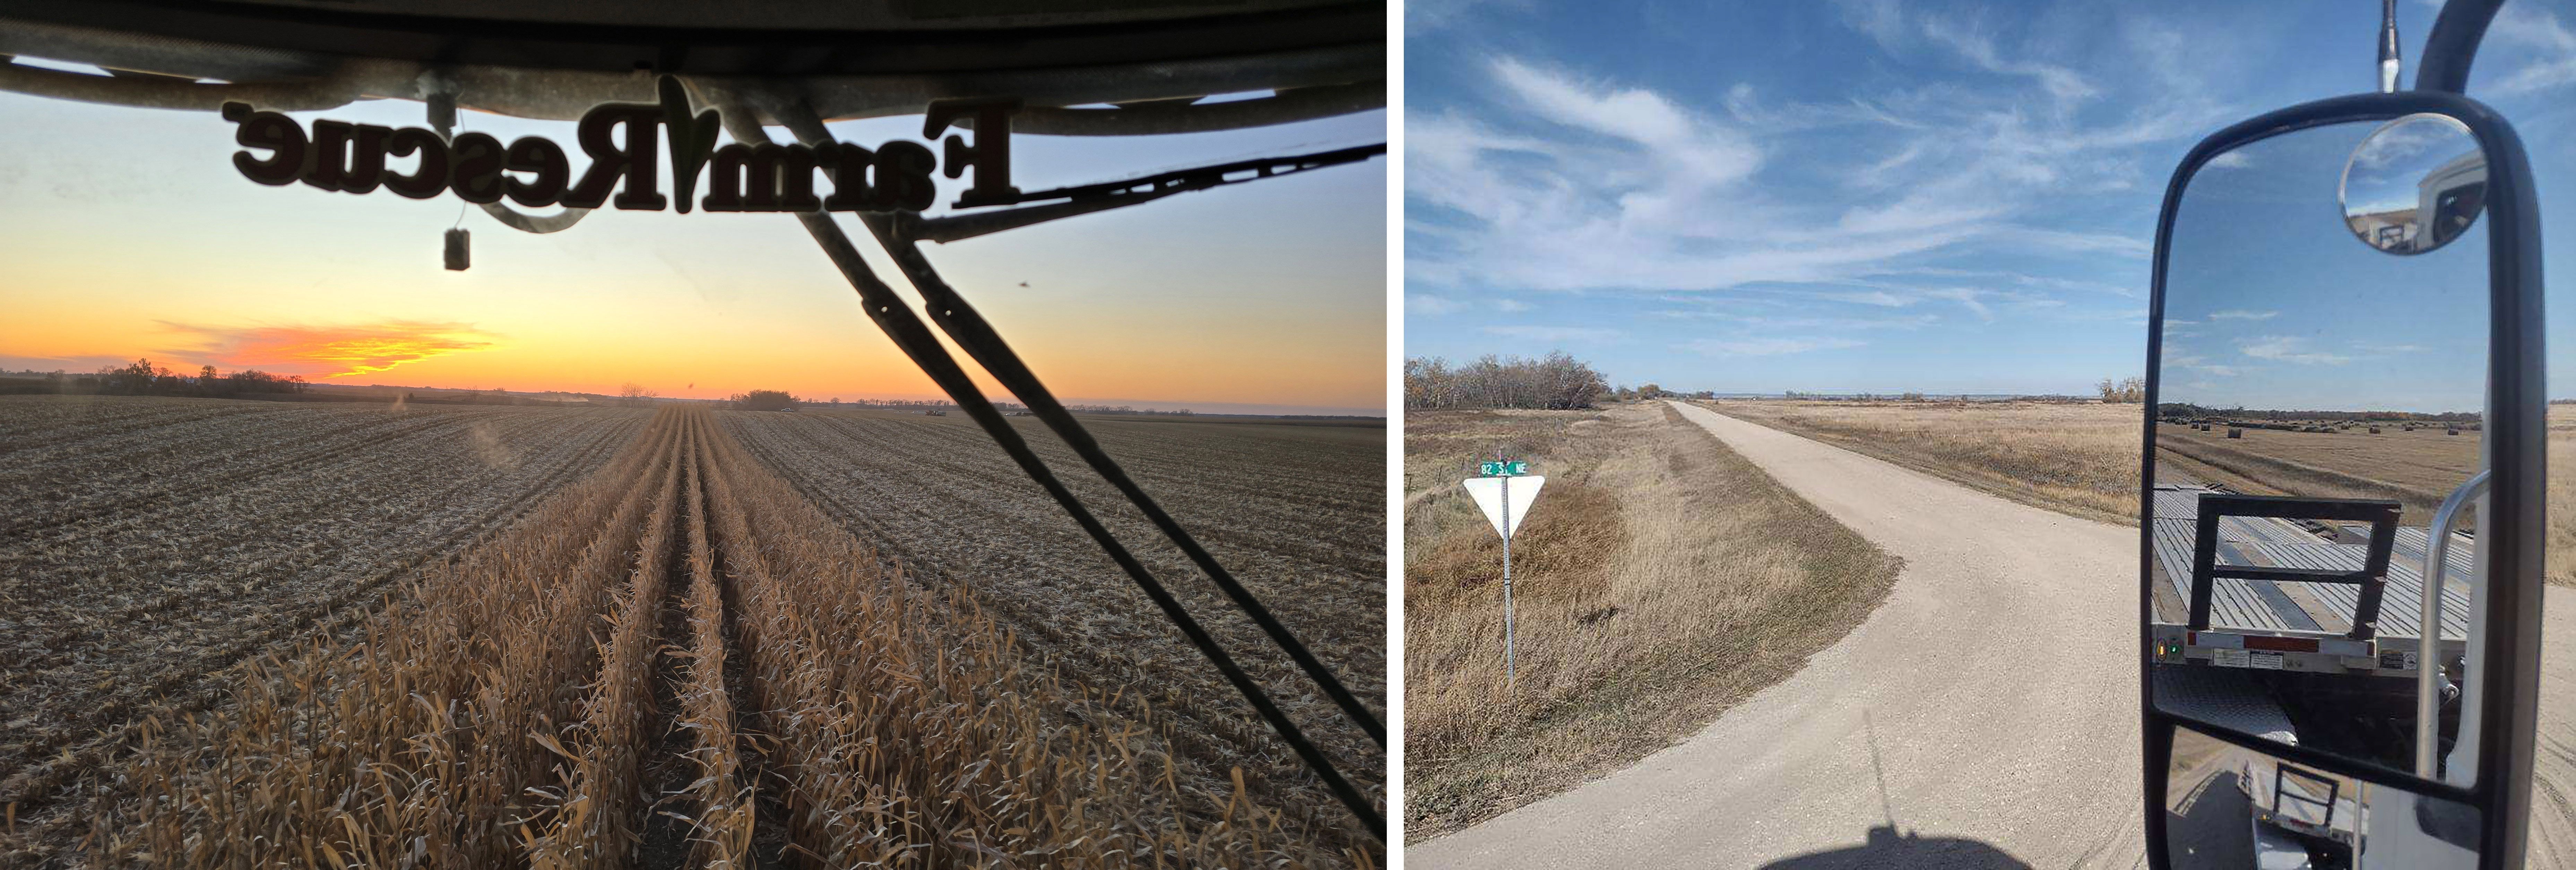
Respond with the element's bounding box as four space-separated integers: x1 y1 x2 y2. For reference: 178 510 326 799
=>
618 382 658 407
1403 351 1610 410
2098 376 2146 403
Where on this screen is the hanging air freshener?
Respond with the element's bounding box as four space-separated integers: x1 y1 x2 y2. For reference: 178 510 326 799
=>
443 227 469 270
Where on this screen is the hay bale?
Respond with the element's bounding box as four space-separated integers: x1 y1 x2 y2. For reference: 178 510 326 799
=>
2228 428 2244 439
2447 428 2461 436
2369 427 2382 434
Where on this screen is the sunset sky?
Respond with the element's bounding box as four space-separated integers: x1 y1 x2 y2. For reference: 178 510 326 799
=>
0 67 1388 415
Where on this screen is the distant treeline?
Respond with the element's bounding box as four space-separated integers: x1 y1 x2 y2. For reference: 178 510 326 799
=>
0 359 308 397
1065 404 1194 416
2158 402 2478 422
1405 352 1609 410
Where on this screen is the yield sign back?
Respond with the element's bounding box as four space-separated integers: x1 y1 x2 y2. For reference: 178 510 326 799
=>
1461 475 1545 539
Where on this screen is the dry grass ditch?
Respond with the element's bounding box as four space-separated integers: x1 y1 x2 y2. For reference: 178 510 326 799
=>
11 406 1350 868
1401 403 1900 841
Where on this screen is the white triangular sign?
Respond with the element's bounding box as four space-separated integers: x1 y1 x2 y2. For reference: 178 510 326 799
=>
1461 475 1545 540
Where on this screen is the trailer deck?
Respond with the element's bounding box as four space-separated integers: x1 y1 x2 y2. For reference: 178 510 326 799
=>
2150 483 2472 675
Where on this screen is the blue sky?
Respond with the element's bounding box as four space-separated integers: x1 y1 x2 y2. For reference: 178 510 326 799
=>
1404 0 2576 397
2163 119 2488 414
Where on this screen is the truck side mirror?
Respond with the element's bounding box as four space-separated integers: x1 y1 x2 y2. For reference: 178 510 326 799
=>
2139 91 2543 869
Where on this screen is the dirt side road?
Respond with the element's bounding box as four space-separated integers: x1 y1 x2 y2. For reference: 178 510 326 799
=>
1412 401 2146 868
1414 401 2576 869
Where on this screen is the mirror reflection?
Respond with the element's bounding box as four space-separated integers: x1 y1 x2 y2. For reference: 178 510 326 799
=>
2151 118 2489 781
2340 114 2487 255
2166 725 2481 870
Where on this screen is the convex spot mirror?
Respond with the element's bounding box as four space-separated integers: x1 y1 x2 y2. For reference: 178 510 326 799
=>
2341 114 2488 255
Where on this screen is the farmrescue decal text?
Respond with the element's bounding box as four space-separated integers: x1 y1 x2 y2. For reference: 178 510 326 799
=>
221 77 1017 214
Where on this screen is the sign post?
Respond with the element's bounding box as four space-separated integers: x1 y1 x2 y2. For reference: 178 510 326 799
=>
1462 463 1545 688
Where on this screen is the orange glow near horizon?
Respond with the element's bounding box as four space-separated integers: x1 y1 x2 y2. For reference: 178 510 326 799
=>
164 320 504 378
0 92 1386 414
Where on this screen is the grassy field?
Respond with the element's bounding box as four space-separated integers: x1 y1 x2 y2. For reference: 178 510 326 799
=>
2153 421 2475 519
724 408 1387 856
1710 399 2142 525
1 397 1385 867
1702 398 2575 587
1402 403 1900 841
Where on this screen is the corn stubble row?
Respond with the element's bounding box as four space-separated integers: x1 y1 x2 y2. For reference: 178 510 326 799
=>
717 411 1386 856
115 407 1339 868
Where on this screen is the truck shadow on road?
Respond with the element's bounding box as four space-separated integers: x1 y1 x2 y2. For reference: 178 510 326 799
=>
1755 825 2034 870
1757 712 2038 869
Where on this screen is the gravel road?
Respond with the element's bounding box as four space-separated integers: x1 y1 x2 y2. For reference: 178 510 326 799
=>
1410 401 2575 869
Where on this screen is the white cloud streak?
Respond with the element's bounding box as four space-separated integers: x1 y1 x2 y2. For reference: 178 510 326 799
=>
1683 336 1868 357
1483 325 1622 343
2241 335 2350 365
1407 8 2231 317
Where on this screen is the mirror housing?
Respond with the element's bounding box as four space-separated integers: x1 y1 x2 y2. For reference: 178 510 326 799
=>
2140 88 2543 870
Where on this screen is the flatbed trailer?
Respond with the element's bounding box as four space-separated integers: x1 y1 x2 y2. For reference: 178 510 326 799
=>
2149 483 2472 678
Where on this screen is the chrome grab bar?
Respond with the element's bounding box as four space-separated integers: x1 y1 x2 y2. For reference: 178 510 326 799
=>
2416 470 2489 778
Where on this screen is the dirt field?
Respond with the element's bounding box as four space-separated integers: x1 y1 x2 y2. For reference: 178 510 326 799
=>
1704 398 2575 587
1 398 1385 867
720 408 1388 855
0 396 648 852
1402 403 1900 841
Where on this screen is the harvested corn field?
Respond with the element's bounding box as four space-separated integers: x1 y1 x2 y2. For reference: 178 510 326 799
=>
721 410 1388 858
23 405 1361 868
0 396 647 856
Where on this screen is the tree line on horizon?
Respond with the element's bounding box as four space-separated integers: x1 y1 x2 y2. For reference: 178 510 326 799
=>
1404 352 1609 410
2 358 309 398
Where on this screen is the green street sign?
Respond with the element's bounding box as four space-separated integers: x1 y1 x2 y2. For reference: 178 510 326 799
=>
1480 460 1528 476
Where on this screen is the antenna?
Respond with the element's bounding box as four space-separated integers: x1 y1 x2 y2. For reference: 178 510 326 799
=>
2380 0 2403 93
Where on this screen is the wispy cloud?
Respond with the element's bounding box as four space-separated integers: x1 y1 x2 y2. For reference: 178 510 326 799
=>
2240 335 2349 365
1924 288 1994 322
1496 298 1533 312
2164 350 2240 377
1483 325 1622 343
161 320 503 378
2207 309 2279 321
2481 2 2576 95
1822 290 1916 307
1408 294 1466 316
1407 8 2228 315
1683 336 1867 357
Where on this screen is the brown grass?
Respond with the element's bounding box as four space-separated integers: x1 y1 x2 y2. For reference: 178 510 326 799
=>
44 407 1343 868
1711 399 2142 525
1401 403 1901 841
1701 398 2574 587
